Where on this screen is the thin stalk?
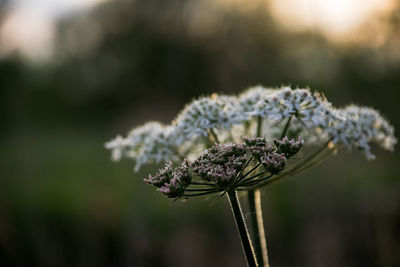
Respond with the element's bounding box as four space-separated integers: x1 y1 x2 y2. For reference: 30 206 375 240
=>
237 171 270 186
248 190 269 267
280 116 293 139
256 116 263 137
190 181 215 186
238 163 261 184
245 115 268 266
248 190 264 266
289 139 333 174
185 188 217 192
227 191 258 267
239 174 273 188
253 141 334 189
182 190 219 197
235 156 254 183
209 128 220 144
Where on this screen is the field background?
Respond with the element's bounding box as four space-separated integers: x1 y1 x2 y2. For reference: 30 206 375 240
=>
1 0 399 266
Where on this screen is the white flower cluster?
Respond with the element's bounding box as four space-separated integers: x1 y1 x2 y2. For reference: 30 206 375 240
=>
106 86 396 171
172 95 246 141
240 86 334 127
105 122 181 171
325 106 396 159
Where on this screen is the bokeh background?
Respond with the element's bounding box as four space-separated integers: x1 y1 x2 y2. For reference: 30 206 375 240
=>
1 0 399 266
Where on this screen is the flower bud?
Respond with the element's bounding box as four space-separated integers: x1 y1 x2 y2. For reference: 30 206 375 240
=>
261 153 286 174
274 136 304 158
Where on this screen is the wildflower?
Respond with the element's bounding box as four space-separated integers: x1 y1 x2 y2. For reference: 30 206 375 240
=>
145 161 192 198
133 125 181 171
274 136 304 157
324 106 397 159
105 122 182 171
261 152 286 174
107 86 396 171
191 143 248 188
172 95 246 141
238 86 275 116
106 85 397 267
145 161 174 187
243 136 275 160
104 135 130 161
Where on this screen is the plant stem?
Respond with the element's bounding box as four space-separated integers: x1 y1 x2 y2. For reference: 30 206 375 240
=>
256 116 263 137
209 128 220 143
227 191 258 267
245 115 269 266
280 116 293 139
236 163 261 185
253 140 334 189
238 171 270 186
247 189 270 267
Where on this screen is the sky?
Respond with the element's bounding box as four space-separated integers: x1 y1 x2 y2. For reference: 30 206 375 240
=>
0 0 106 61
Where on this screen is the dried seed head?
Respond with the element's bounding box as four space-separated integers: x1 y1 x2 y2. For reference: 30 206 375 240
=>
274 136 304 157
261 153 287 174
192 143 247 187
145 161 192 198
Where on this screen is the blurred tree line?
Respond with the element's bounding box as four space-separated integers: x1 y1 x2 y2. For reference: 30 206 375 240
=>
2 0 400 129
0 0 399 266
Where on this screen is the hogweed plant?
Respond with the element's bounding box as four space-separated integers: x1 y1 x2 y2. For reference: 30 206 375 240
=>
106 86 396 267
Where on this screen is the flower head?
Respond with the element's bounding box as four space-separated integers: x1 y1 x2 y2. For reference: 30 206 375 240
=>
261 152 286 174
172 95 246 141
324 106 397 159
105 122 182 171
274 136 304 157
104 135 131 161
243 136 275 159
106 86 396 175
192 143 248 187
145 161 192 198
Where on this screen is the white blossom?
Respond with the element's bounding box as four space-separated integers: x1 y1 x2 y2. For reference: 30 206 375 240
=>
324 106 397 159
105 122 182 171
133 125 181 171
104 135 130 161
172 94 247 142
238 85 275 116
106 86 397 170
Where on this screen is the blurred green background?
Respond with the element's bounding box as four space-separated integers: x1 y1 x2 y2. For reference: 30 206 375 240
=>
0 0 399 266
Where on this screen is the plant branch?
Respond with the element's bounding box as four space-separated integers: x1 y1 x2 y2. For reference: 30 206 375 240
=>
237 171 270 186
280 116 293 139
256 116 263 137
248 190 269 267
209 128 220 144
228 191 258 267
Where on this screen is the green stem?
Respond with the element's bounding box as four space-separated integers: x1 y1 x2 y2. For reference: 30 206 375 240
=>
235 156 254 183
247 190 270 267
182 190 219 197
228 191 258 267
245 115 269 266
280 116 293 139
209 128 220 144
256 116 263 137
185 188 216 192
238 163 262 183
237 171 270 186
289 139 333 174
190 181 215 186
253 140 334 189
239 174 273 188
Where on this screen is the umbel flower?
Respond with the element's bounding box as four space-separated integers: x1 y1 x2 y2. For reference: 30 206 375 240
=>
106 86 396 267
144 136 303 199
